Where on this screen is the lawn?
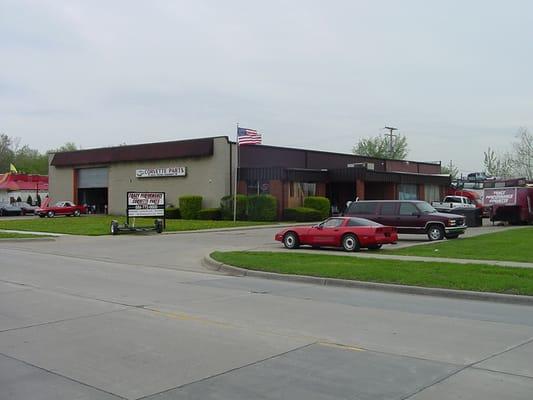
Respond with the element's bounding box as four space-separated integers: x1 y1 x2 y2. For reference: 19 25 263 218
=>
211 251 533 296
387 227 533 263
0 216 275 236
0 232 50 239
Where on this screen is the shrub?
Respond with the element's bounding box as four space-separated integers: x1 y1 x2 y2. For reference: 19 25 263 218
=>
303 196 331 219
16 196 22 202
197 208 222 220
26 195 33 205
248 195 277 221
165 207 181 219
36 194 42 206
179 195 203 219
283 207 322 222
220 195 248 220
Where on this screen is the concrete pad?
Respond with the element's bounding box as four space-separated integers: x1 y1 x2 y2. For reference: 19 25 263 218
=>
0 308 311 399
476 340 533 378
146 343 459 400
0 281 29 295
0 288 126 332
0 354 122 400
171 292 533 365
409 367 533 400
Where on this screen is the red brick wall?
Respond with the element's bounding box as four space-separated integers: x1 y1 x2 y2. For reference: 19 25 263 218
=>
316 182 326 197
268 179 284 218
417 184 425 201
356 179 365 200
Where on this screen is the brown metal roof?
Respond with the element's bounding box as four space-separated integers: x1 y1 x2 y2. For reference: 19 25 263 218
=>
51 137 216 167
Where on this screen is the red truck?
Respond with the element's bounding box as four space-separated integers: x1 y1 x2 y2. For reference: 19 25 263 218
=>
483 187 533 224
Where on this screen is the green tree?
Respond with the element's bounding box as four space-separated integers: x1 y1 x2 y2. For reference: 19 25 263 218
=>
48 142 78 153
13 145 48 175
0 134 15 173
353 135 409 159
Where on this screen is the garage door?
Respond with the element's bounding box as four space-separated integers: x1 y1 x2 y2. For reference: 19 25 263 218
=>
78 167 108 188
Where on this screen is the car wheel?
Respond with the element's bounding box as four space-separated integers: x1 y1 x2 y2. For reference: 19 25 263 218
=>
47 211 55 218
283 232 299 249
368 244 382 250
427 225 444 241
342 234 360 252
110 220 119 235
74 210 81 217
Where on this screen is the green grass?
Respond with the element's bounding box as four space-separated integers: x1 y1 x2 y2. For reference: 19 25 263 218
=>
387 227 533 263
211 251 533 295
0 232 50 239
0 216 275 236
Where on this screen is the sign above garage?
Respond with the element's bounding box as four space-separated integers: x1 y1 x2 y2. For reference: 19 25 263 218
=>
136 167 186 178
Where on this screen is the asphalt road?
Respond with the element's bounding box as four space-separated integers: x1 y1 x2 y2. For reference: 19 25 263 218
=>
1 225 532 399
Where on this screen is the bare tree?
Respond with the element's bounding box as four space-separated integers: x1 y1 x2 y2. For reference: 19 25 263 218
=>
483 147 514 178
441 160 459 179
512 127 533 180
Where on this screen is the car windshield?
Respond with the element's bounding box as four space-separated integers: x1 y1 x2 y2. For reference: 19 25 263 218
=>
417 202 438 214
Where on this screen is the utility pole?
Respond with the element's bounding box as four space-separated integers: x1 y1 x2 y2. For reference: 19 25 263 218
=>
384 126 398 158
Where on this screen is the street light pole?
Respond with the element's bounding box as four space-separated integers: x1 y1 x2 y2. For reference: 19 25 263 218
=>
384 126 398 158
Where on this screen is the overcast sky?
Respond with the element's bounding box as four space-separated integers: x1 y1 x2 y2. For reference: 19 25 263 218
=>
1 0 532 173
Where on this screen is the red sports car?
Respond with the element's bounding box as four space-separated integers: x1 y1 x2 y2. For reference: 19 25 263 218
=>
36 199 87 218
275 217 397 251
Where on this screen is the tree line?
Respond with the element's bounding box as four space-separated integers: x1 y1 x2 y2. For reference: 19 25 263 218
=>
352 127 533 181
0 134 77 175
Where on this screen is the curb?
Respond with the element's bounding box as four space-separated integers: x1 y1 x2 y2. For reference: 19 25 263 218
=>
203 255 533 306
0 237 56 243
161 222 316 235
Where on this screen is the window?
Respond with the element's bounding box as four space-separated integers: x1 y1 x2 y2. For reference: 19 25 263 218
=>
347 218 381 227
348 202 378 214
398 184 418 200
246 180 270 195
399 202 418 215
323 218 344 228
379 203 396 215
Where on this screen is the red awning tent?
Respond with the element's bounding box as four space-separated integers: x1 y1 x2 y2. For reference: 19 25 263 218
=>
0 173 49 191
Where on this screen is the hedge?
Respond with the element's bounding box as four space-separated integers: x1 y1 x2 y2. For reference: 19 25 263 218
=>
220 195 248 220
248 195 277 221
283 207 322 222
179 195 203 219
165 207 181 219
197 208 222 220
303 196 330 219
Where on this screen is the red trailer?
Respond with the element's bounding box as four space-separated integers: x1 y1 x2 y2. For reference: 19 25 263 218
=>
483 187 533 224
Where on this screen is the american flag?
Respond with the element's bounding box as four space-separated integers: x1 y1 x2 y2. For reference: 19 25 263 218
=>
237 127 262 145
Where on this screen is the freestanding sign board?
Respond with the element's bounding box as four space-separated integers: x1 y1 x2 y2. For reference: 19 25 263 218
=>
127 191 165 218
483 188 518 206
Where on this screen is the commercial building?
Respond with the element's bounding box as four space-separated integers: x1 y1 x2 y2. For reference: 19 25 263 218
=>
48 136 450 216
0 173 48 204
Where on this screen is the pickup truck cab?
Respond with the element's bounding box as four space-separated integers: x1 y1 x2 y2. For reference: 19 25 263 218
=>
431 196 476 211
344 200 467 241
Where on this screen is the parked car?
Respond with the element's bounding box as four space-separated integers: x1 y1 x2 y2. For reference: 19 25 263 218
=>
431 196 476 211
344 200 467 241
13 201 38 215
36 199 87 218
0 202 22 216
275 217 398 251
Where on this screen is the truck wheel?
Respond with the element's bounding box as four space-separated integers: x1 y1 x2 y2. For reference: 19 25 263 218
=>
427 225 444 241
342 234 360 252
283 232 299 249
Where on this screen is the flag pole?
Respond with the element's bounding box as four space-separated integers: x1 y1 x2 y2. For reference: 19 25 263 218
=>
233 123 239 222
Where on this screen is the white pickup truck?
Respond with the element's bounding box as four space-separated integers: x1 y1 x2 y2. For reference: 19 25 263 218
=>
431 196 477 211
